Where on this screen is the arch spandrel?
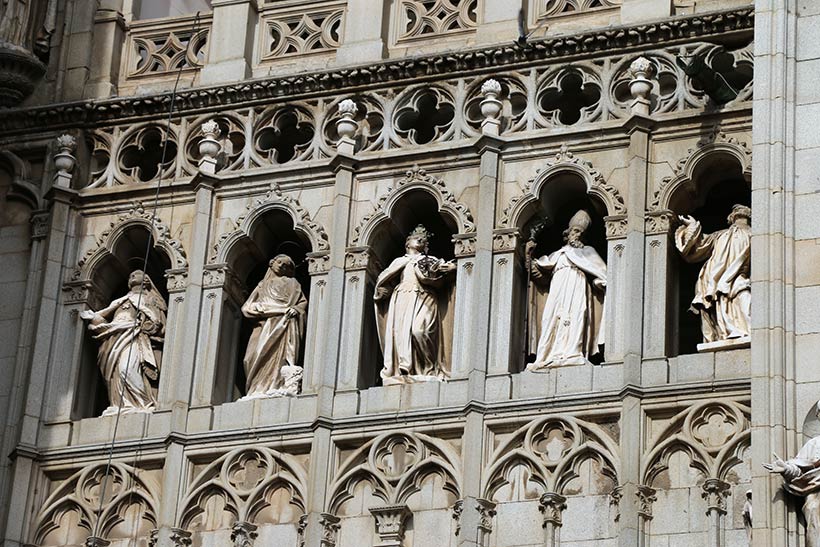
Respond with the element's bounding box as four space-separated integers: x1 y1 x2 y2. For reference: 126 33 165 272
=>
650 129 752 213
500 146 626 230
351 165 476 248
67 201 188 288
210 185 329 265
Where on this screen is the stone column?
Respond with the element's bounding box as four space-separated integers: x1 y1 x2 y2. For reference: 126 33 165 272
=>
702 478 730 547
455 498 496 547
199 0 258 85
539 493 567 547
4 141 78 545
636 485 656 547
85 2 127 98
449 234 477 379
335 246 379 392
301 252 330 394
190 263 244 406
642 211 676 359
335 0 388 65
151 442 193 546
487 229 523 379
158 178 213 411
370 504 412 547
603 216 628 362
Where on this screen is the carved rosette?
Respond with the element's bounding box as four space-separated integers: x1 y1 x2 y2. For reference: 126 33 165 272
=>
319 513 341 547
538 492 567 527
701 478 731 514
604 215 628 240
453 234 477 258
636 485 657 520
370 504 412 547
230 521 258 547
645 210 676 235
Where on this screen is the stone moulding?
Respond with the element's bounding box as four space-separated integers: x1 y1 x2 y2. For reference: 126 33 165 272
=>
351 165 476 246
0 7 753 135
501 145 626 229
211 184 330 263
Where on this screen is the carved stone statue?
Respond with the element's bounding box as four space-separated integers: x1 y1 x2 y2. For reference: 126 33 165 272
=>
240 255 307 398
675 204 751 350
79 270 166 415
764 402 820 546
525 210 607 369
374 225 456 385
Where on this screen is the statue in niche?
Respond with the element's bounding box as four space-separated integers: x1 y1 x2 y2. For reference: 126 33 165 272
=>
79 270 167 415
675 204 751 349
764 402 820 546
525 210 607 369
240 254 307 398
374 225 456 385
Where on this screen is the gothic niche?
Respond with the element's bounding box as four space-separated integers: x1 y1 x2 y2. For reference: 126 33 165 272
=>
73 224 173 419
213 208 312 402
513 170 609 370
664 149 751 355
357 183 461 388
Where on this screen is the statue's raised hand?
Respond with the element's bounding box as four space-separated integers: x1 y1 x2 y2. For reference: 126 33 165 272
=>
763 453 788 474
678 214 696 226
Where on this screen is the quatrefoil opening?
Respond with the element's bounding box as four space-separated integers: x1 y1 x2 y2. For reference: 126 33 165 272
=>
394 88 455 145
255 108 315 164
538 69 602 126
119 126 177 183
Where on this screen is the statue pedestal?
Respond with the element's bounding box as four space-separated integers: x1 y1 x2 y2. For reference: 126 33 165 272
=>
697 336 751 353
0 41 46 107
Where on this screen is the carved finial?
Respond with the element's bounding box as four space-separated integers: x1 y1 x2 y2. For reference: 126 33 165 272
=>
198 120 222 174
336 99 359 154
628 57 655 116
480 79 503 136
53 133 77 186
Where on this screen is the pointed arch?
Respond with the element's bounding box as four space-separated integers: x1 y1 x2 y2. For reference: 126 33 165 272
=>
211 185 329 264
351 165 476 246
650 129 752 212
500 146 626 229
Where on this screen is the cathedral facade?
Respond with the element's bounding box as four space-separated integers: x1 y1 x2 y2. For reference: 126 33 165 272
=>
0 0 814 546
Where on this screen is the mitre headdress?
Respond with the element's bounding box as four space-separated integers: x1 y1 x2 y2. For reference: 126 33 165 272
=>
568 210 592 232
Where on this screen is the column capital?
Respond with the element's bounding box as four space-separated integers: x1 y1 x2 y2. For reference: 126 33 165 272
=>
538 492 567 526
370 504 412 547
701 478 731 514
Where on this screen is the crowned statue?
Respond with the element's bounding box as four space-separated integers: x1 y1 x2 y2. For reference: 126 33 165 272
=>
675 204 751 349
240 254 308 398
374 225 457 385
525 210 607 369
764 402 820 546
79 270 167 415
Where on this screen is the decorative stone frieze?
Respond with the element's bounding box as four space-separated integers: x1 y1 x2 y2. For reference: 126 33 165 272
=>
126 18 209 78
492 228 520 253
166 268 188 294
370 504 412 547
29 210 49 240
396 0 478 42
453 234 477 257
701 478 731 514
636 485 657 520
0 8 754 135
604 215 628 239
230 521 257 547
645 210 676 235
319 513 341 547
307 251 331 275
260 4 344 61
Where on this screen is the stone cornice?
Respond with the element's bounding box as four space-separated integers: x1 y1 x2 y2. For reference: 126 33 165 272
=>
0 7 753 136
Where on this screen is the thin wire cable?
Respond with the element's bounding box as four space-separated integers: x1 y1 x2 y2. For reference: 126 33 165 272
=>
90 12 202 539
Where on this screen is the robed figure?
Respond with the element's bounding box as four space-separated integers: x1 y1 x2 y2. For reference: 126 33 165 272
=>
241 254 308 398
675 204 751 347
80 270 166 415
374 225 456 385
526 210 607 369
765 402 820 546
